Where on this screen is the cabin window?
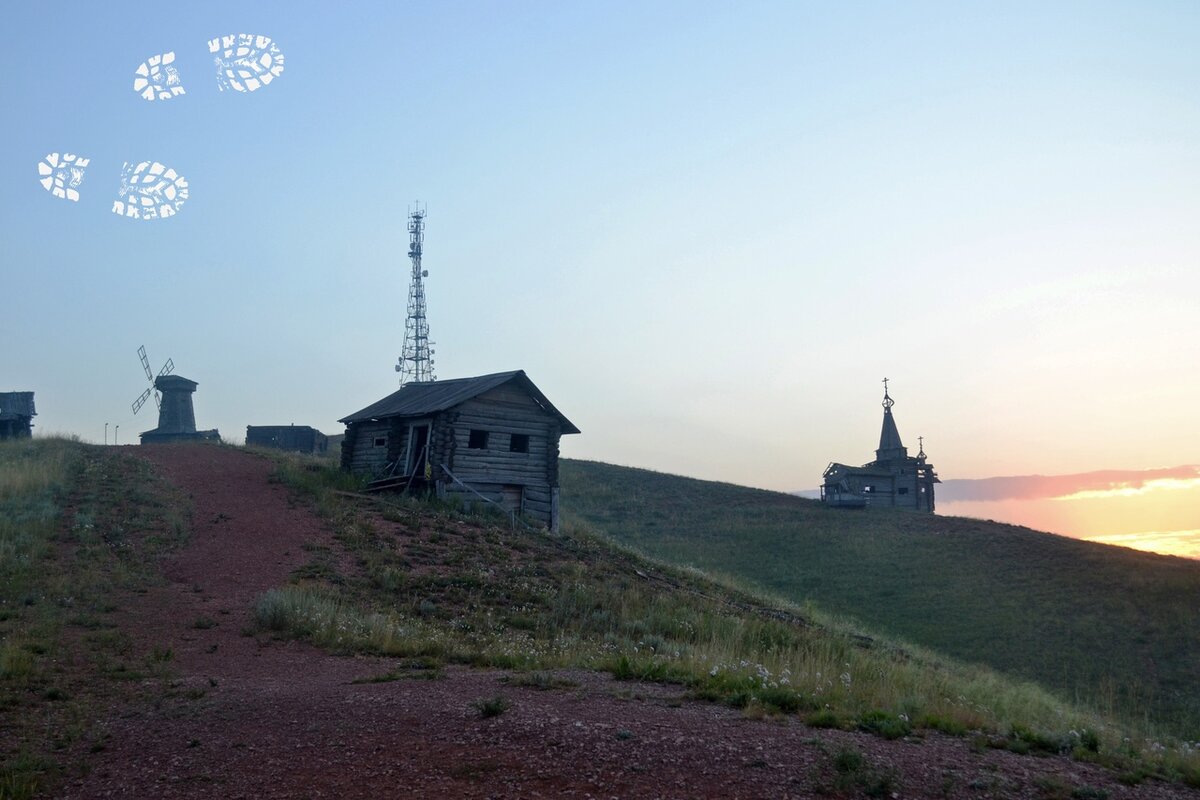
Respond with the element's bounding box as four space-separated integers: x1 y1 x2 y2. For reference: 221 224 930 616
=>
898 487 909 495
373 435 387 448
468 429 489 449
509 434 529 453
863 485 874 493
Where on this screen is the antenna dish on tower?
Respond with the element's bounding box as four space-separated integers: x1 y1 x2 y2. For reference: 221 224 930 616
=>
395 203 436 385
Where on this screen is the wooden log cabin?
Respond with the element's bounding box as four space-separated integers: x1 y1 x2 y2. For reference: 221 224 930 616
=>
0 392 36 440
246 424 329 454
338 371 579 531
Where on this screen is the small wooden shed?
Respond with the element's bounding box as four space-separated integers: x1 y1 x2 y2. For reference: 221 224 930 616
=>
339 371 579 531
246 425 329 454
0 392 36 440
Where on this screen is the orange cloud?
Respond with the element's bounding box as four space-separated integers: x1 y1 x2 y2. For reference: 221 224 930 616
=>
940 466 1200 502
1083 529 1200 559
1054 477 1200 502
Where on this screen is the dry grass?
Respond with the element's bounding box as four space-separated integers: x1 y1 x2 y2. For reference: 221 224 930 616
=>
252 452 1200 786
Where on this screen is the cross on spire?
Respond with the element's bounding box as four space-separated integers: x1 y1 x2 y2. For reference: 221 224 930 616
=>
882 377 894 410
918 435 926 459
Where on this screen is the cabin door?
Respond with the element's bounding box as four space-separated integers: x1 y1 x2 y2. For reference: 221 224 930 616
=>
406 424 430 477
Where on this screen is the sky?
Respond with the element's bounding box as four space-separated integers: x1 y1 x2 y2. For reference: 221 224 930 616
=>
2 2 1198 553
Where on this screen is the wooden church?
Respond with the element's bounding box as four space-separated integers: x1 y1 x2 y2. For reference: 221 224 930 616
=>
821 380 939 511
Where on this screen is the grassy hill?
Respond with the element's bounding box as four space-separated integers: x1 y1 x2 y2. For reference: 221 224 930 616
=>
6 438 1200 795
559 459 1200 738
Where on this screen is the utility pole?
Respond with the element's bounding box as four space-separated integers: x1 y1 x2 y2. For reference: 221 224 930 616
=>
104 422 108 445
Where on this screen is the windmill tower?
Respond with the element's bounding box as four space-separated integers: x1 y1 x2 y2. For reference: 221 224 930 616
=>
395 204 436 385
131 346 219 443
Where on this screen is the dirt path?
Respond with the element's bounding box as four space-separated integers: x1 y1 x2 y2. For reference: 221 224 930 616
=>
55 445 1198 799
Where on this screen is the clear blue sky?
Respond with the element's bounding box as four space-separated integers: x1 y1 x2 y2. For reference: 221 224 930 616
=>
3 1 1198 495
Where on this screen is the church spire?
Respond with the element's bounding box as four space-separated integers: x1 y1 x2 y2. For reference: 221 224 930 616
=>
876 377 908 462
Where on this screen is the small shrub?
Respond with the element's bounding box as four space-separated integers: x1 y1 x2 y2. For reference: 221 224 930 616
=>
191 617 217 629
807 709 842 729
472 695 511 719
915 712 968 736
0 644 35 679
1033 774 1071 800
833 746 864 774
609 654 690 684
1010 724 1067 755
857 710 912 740
0 751 52 800
504 671 577 691
1071 787 1109 800
1077 728 1101 753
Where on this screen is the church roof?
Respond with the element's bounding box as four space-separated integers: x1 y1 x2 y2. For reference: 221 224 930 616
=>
879 408 903 452
874 381 908 462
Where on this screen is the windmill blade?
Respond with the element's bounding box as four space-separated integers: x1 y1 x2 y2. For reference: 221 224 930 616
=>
132 388 153 415
158 358 174 377
138 346 154 382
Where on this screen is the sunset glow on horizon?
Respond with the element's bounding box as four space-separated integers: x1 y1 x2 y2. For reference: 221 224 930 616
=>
939 467 1200 559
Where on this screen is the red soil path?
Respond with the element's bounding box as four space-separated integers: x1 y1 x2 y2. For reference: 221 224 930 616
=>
56 445 1198 799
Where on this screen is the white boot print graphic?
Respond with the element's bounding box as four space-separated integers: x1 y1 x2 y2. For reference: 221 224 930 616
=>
210 34 285 93
38 34 285 218
37 153 89 202
133 52 186 101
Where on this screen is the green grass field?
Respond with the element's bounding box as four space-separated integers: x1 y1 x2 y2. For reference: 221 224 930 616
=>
559 459 1200 738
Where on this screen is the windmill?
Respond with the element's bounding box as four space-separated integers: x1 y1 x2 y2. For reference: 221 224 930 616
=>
131 345 174 415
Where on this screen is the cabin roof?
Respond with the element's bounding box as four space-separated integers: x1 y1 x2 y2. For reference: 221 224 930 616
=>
0 392 35 418
339 371 580 433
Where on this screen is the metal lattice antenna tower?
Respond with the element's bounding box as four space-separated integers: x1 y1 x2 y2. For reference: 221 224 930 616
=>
395 204 435 385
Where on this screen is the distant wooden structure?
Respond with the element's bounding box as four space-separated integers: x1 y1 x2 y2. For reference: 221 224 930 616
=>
821 380 939 511
246 425 328 454
140 375 220 444
339 371 579 531
0 392 36 440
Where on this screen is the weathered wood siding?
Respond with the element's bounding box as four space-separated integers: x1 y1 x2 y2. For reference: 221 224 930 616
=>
344 421 397 475
440 385 563 528
343 381 568 530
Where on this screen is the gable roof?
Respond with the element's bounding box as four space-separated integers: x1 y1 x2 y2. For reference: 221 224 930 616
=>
339 371 580 433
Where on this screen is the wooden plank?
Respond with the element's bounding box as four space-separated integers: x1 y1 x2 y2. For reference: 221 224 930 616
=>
452 453 548 470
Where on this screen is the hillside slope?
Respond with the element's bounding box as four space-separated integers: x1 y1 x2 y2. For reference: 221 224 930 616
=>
5 440 1200 798
560 459 1200 737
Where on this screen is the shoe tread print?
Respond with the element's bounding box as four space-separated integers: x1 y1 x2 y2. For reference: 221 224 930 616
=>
133 51 185 101
112 161 189 220
37 153 89 202
210 33 285 93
